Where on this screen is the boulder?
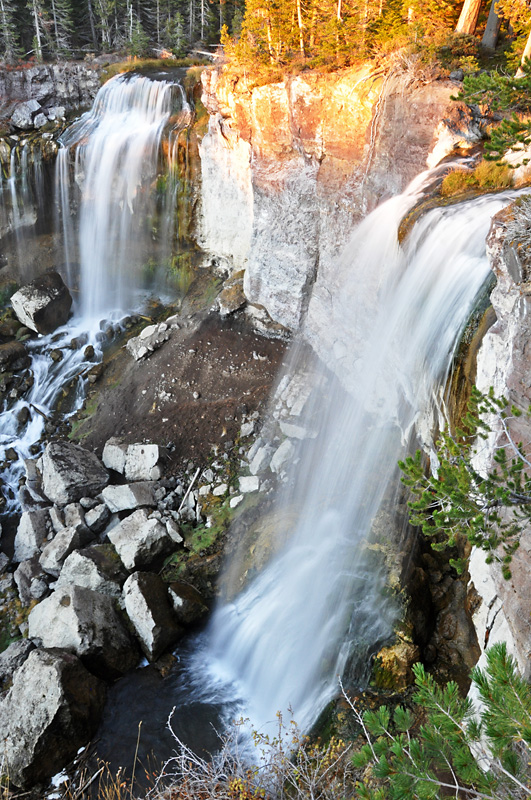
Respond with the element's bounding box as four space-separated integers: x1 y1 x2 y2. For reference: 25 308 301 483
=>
218 270 246 316
102 481 156 512
239 475 260 493
28 585 137 678
56 545 127 597
126 322 170 360
10 99 41 130
123 572 183 661
14 556 50 606
102 437 128 473
0 340 31 373
107 508 173 571
270 439 295 473
168 581 210 627
11 271 72 335
41 440 108 506
84 503 111 533
0 648 106 788
13 508 52 562
124 443 165 481
0 639 35 690
39 524 94 577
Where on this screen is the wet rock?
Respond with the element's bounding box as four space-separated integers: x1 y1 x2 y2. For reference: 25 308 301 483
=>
0 340 30 373
13 508 52 562
249 444 273 475
107 508 173 571
11 99 41 130
11 271 72 335
270 439 295 473
33 112 48 128
123 571 183 661
17 406 30 425
56 546 126 598
0 648 106 789
102 481 156 512
39 524 94 577
168 581 210 627
83 344 95 360
239 475 260 493
28 585 137 678
0 639 35 690
41 440 108 506
50 348 63 362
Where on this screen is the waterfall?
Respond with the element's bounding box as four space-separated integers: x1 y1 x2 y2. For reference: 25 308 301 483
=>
189 183 516 739
57 72 191 322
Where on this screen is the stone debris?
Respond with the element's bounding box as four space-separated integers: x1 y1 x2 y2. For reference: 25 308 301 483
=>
56 547 126 598
126 321 172 360
39 524 95 577
239 475 260 493
13 508 52 562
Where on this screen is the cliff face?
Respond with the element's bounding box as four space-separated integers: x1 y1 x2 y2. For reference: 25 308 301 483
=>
199 64 478 333
472 209 531 680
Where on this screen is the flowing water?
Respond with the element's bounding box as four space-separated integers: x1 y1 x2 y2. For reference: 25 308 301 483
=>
0 72 191 520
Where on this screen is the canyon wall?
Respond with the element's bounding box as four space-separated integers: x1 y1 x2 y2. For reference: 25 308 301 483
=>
198 63 481 335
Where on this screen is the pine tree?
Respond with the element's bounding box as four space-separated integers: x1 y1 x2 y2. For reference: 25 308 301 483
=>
351 643 531 799
455 0 484 34
49 0 74 56
0 0 21 61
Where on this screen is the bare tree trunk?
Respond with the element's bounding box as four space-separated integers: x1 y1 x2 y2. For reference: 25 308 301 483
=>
309 1 317 47
481 0 501 49
455 0 483 35
86 0 98 48
296 0 304 55
336 0 341 22
516 26 531 77
32 0 42 59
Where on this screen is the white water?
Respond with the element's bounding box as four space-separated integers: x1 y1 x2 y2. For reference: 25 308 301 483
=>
0 74 191 516
58 72 190 322
188 184 516 738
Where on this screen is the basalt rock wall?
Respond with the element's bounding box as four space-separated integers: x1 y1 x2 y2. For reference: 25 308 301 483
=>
198 63 481 334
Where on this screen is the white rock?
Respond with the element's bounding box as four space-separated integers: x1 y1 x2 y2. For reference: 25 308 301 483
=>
123 572 182 661
165 518 183 544
14 509 51 562
84 503 111 533
39 525 94 577
212 483 227 496
102 438 128 474
124 443 164 481
102 482 156 512
270 440 295 474
239 476 260 493
41 441 108 506
249 445 273 475
240 421 255 438
56 549 124 598
28 585 137 677
107 509 173 571
230 494 244 508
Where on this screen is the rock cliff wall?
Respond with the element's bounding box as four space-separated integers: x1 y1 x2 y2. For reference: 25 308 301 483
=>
472 207 531 680
199 64 479 333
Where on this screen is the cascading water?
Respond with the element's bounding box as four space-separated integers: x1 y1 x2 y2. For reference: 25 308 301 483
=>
0 72 191 515
57 72 191 322
180 183 519 742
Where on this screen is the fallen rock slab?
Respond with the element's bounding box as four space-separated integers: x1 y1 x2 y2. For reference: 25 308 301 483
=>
13 508 52 562
0 639 35 690
41 440 109 506
102 481 156 512
11 271 72 335
56 545 127 597
39 524 94 577
28 585 138 678
0 648 106 789
123 572 183 661
107 508 173 571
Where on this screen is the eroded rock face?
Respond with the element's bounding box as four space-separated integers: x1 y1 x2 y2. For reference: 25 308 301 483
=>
199 66 464 332
11 271 72 334
468 207 531 685
41 440 109 506
0 63 100 118
0 648 106 789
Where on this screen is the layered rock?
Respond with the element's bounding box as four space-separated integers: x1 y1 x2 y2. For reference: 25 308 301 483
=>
471 205 531 679
199 65 475 332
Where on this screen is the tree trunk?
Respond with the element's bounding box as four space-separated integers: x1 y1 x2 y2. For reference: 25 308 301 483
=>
32 0 43 59
481 0 501 49
296 0 304 54
516 26 531 77
86 0 97 48
455 0 483 35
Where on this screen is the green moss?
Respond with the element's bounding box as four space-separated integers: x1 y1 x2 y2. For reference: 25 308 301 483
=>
68 397 99 441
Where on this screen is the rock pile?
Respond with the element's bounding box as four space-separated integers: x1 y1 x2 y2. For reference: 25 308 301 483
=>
0 435 242 789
